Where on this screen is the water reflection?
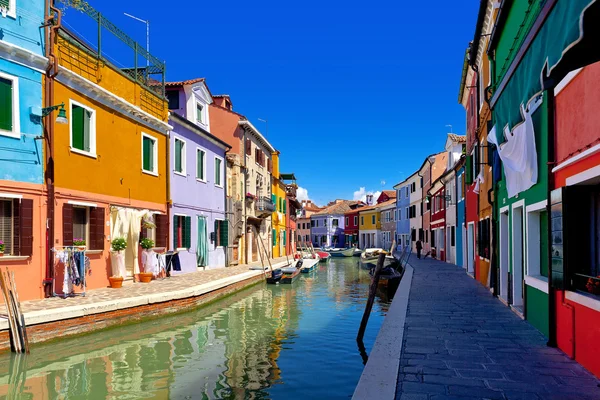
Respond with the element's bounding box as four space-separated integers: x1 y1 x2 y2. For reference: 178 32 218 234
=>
0 258 390 399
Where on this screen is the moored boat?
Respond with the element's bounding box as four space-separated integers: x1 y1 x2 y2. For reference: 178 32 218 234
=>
316 251 331 261
280 264 301 284
266 268 283 284
327 248 355 257
300 257 320 273
353 248 362 257
360 248 385 268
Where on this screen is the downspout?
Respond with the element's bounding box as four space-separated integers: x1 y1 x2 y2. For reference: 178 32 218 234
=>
42 1 62 297
224 143 231 267
243 127 247 264
166 127 171 254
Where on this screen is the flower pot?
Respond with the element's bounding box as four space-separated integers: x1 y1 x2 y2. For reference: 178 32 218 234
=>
77 246 86 251
0 252 4 257
139 272 153 283
110 251 126 277
109 276 124 289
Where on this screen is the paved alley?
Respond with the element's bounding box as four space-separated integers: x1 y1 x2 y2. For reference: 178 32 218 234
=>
395 256 600 400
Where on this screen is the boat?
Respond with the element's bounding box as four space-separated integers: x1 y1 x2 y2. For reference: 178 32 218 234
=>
353 248 362 257
360 248 385 268
326 248 355 257
300 257 320 273
266 268 283 284
369 264 403 287
316 251 331 261
280 264 301 284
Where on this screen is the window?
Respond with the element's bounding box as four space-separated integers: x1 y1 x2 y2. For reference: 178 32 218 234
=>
324 219 328 227
354 216 358 225
196 148 206 181
0 0 16 18
451 226 456 247
73 207 88 244
214 219 228 247
311 220 315 228
431 229 436 248
420 202 423 216
458 174 463 199
0 73 19 138
477 218 490 259
0 198 34 256
361 216 364 225
333 219 339 227
62 203 104 250
345 217 349 226
425 230 428 243
70 100 96 155
405 207 409 219
173 215 191 249
174 138 186 175
166 91 179 109
196 103 203 123
142 133 158 175
371 215 375 224
214 156 223 187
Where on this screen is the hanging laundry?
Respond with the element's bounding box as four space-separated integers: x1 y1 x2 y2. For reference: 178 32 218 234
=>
487 96 542 198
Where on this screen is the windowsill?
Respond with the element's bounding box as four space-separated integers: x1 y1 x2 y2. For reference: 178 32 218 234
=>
174 171 186 177
565 290 600 312
70 147 97 159
215 184 223 189
524 275 549 294
196 178 207 183
86 250 103 255
176 247 189 252
0 130 20 139
0 256 30 262
142 169 159 177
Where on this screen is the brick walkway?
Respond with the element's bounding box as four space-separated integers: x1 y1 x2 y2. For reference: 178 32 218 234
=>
19 256 290 314
395 257 600 400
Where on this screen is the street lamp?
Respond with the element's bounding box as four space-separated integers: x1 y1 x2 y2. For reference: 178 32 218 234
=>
124 12 150 67
42 103 68 124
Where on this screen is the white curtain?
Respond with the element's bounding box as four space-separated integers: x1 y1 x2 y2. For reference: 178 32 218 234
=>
110 208 150 276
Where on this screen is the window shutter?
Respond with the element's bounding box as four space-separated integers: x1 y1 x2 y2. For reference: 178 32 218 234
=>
220 220 229 247
272 229 277 246
173 216 179 249
11 199 20 256
197 150 204 179
83 110 92 152
143 137 151 171
89 207 105 251
246 139 251 155
0 77 12 131
71 106 85 151
272 194 276 204
465 155 473 184
184 216 191 248
175 140 182 172
283 199 287 214
283 230 286 246
155 214 168 248
63 204 74 246
268 158 272 173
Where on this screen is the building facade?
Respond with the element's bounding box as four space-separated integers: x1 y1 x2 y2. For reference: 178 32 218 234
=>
394 180 411 251
311 200 356 248
358 205 379 249
378 200 396 252
297 200 320 248
271 152 287 258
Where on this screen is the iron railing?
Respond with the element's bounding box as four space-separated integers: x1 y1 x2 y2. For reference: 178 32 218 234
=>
255 197 275 213
55 0 165 97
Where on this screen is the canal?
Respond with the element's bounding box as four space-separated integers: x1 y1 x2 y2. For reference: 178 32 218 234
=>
0 258 391 399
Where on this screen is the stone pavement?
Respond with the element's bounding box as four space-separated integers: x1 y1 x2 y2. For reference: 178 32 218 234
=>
395 256 600 400
18 256 290 314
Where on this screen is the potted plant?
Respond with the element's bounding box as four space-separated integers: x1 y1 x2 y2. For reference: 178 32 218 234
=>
245 192 256 200
73 238 86 251
139 237 155 283
0 240 4 257
109 237 127 288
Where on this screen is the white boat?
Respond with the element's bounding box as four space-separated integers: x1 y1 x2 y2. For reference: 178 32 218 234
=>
298 257 320 273
326 248 355 257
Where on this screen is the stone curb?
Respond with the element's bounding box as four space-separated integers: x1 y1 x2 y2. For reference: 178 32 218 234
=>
352 263 414 400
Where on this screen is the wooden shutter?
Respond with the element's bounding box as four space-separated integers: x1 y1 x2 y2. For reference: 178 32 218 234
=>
155 214 168 248
143 137 152 171
173 216 179 249
283 230 286 246
175 139 182 172
63 204 74 246
272 229 277 246
19 199 34 256
184 216 191 248
283 198 286 214
71 105 85 151
220 220 229 247
267 158 272 173
11 199 20 255
0 77 12 131
465 155 473 184
246 139 251 155
272 194 276 204
89 207 105 251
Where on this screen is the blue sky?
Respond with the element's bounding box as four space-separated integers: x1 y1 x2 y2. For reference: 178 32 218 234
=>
62 0 477 206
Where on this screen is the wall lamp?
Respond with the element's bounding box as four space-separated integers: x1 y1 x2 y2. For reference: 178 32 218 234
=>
42 103 68 124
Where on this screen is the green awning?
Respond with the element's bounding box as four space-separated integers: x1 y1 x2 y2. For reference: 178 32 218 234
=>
492 0 599 143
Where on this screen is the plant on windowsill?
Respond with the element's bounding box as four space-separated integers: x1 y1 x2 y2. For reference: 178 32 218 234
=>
585 276 600 296
0 240 4 257
109 237 127 288
141 213 156 229
73 238 86 251
246 193 256 201
139 237 155 283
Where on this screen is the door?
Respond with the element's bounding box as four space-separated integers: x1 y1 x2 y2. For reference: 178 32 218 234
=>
467 223 475 274
512 207 524 308
500 211 509 301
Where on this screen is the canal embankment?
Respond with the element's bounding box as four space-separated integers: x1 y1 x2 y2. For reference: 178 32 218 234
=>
0 257 291 352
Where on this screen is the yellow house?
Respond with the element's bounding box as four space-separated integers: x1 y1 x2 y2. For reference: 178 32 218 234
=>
46 5 170 291
358 205 380 249
271 151 287 258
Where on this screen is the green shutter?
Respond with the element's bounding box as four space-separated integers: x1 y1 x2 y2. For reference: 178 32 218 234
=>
184 216 191 248
0 77 12 131
465 155 473 184
283 230 286 246
71 105 85 151
271 194 276 204
148 138 154 171
220 220 229 247
83 110 92 152
283 199 286 214
272 229 277 246
197 104 202 122
173 216 179 249
197 150 204 179
175 140 182 172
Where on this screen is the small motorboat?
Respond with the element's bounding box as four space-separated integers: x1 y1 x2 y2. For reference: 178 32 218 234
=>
300 257 320 273
281 260 302 284
327 248 355 257
369 263 404 288
266 268 283 284
316 251 331 261
353 248 362 257
360 248 385 268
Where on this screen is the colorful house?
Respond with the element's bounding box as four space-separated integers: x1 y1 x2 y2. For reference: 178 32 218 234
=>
394 179 411 251
297 200 321 247
442 134 467 265
282 174 300 255
0 0 47 300
271 152 287 258
48 3 170 289
429 177 446 261
407 168 423 250
377 199 397 252
343 206 363 248
422 152 447 256
311 200 357 248
359 204 379 249
456 164 466 269
165 78 232 271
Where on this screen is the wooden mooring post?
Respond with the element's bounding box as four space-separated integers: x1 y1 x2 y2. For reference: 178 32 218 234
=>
357 252 386 342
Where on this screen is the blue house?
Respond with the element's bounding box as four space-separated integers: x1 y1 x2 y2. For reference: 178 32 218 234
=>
394 178 411 252
456 165 466 269
0 0 48 297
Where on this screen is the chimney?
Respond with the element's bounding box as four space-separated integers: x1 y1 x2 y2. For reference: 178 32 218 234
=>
213 95 233 111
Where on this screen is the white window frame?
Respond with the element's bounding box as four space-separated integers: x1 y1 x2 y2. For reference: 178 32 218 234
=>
72 206 91 247
214 155 224 188
173 213 190 251
196 101 205 124
345 217 349 226
196 147 207 182
214 218 225 248
525 200 548 291
69 99 97 158
173 137 186 176
0 0 16 19
0 71 20 138
141 132 158 176
0 197 15 255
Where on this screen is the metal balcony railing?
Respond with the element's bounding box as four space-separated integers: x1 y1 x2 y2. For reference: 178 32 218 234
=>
256 197 275 213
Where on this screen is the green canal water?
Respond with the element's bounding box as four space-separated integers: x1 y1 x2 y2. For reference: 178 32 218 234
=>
0 258 392 399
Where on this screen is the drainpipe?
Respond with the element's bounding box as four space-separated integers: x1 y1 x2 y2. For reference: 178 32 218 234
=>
224 145 229 267
42 1 62 297
166 127 171 254
242 127 247 264
546 87 558 348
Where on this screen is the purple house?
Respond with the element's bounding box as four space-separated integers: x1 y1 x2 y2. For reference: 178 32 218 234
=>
166 79 231 271
310 200 357 248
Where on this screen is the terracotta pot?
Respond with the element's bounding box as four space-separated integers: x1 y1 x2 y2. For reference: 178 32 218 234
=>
139 272 153 283
0 252 4 257
109 276 124 289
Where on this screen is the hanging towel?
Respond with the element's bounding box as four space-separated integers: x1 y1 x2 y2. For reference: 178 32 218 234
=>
74 251 86 287
197 216 208 267
487 96 542 198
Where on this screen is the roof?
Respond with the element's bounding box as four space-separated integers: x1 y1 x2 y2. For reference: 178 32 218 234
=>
382 190 397 199
458 47 471 103
313 200 360 216
213 94 230 98
238 120 275 153
280 173 296 181
376 198 397 210
447 133 467 143
469 0 490 66
357 203 378 213
169 113 232 150
165 78 205 87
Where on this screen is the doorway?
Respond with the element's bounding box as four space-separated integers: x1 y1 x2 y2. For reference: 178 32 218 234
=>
512 205 524 309
500 210 509 301
467 223 475 274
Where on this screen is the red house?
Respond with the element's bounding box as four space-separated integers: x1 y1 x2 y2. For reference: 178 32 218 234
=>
344 202 366 247
429 179 446 261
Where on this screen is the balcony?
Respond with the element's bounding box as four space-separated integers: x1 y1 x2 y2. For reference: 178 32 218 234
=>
286 184 297 198
255 197 275 217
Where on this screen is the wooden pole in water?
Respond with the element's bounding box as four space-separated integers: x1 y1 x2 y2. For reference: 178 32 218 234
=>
253 228 268 279
357 252 386 342
257 228 274 273
0 269 21 353
9 270 29 353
